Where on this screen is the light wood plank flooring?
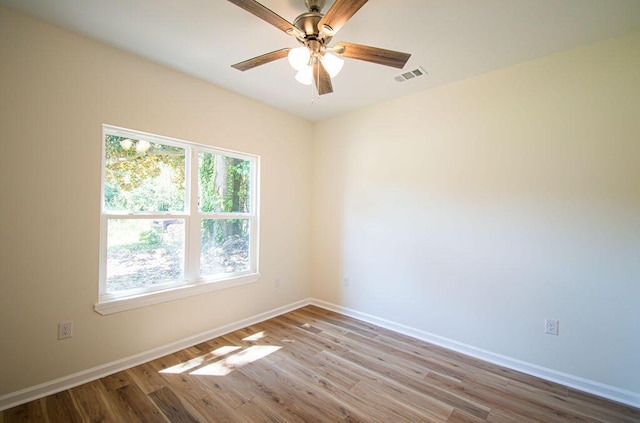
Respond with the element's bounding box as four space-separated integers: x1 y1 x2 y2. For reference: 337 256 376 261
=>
2 305 639 422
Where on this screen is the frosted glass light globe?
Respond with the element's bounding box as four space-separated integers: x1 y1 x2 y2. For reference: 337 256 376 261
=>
322 52 344 78
288 47 311 71
295 65 314 85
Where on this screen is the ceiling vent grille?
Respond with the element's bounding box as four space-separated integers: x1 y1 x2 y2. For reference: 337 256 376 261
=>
394 66 427 82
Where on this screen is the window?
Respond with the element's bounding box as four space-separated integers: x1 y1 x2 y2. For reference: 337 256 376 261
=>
97 125 259 314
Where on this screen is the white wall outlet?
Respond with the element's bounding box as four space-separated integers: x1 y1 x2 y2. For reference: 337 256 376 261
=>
274 278 280 288
58 321 73 340
343 277 350 287
545 318 559 336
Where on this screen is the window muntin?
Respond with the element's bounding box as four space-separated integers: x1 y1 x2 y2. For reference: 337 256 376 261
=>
100 125 259 304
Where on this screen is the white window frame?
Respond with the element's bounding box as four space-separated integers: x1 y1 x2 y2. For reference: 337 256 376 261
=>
96 125 260 315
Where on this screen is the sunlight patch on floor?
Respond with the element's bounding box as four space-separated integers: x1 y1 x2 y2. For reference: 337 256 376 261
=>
158 337 282 377
159 345 242 374
191 345 281 376
242 331 265 341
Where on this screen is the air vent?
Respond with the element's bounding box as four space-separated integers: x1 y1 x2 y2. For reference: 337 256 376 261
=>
394 66 427 82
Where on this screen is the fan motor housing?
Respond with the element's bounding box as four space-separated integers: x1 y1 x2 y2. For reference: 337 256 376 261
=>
294 12 322 38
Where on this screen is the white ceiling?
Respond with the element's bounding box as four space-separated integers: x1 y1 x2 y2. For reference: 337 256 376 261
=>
2 0 640 121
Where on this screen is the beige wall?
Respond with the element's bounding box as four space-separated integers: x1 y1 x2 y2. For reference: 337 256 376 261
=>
0 7 312 396
312 31 640 393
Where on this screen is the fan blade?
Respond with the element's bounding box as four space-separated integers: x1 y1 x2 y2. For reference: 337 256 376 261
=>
317 0 368 35
313 60 333 95
335 42 411 69
227 0 295 34
232 48 291 71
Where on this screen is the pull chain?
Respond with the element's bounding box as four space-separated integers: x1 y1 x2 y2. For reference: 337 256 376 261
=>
311 56 320 104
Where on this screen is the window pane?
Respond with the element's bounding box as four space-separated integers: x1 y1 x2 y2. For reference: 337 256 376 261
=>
200 219 250 277
104 135 185 212
198 152 250 213
106 219 185 293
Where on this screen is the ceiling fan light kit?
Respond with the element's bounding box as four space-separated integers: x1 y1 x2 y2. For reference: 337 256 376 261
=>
227 0 411 96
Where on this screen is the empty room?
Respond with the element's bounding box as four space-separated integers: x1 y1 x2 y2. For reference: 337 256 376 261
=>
1 0 639 421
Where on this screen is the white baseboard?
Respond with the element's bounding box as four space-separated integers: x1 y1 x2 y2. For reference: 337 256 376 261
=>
310 298 640 409
0 298 311 411
2 297 638 411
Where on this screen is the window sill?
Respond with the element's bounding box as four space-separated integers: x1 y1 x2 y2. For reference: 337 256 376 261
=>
94 273 261 315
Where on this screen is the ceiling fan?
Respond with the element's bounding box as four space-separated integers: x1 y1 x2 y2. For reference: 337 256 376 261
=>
227 0 411 95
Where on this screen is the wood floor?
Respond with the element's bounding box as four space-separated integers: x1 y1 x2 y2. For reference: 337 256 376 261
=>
2 305 639 422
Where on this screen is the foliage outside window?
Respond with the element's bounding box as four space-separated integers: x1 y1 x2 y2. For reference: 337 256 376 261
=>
98 125 259 311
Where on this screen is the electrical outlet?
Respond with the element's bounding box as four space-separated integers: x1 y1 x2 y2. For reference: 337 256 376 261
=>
343 277 350 287
545 319 559 336
58 321 73 340
274 278 280 288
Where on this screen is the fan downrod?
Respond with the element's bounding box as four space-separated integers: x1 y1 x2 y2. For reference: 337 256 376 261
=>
305 0 325 13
